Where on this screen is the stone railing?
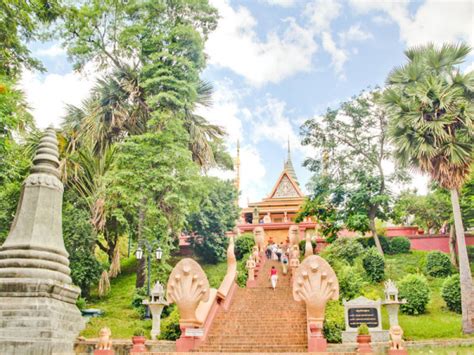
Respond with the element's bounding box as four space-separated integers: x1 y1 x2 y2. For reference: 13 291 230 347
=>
167 237 238 352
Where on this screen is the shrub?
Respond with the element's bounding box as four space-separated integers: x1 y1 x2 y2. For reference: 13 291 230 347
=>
323 301 345 343
467 246 474 263
358 323 369 335
356 236 391 254
236 254 250 287
133 328 145 336
441 274 462 313
160 307 181 340
390 237 411 254
425 251 452 277
76 297 86 311
322 238 364 265
299 239 317 253
235 233 255 260
338 265 364 300
398 274 430 315
362 247 385 283
131 287 148 319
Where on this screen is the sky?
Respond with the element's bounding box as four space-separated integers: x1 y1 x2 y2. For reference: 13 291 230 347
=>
21 0 474 207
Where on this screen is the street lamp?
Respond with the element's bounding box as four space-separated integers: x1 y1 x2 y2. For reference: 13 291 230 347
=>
135 241 162 319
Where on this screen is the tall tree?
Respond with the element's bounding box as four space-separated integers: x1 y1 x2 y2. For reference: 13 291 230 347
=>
383 43 474 333
301 90 408 254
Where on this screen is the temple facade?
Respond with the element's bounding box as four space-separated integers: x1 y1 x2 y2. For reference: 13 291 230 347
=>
237 144 317 244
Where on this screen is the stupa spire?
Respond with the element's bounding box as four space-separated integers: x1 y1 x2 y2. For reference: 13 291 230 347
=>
284 138 299 185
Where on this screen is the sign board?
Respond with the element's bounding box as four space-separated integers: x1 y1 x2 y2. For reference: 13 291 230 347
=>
185 328 204 337
348 307 379 328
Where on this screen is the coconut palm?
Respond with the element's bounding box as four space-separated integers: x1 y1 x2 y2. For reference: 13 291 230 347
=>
383 43 474 333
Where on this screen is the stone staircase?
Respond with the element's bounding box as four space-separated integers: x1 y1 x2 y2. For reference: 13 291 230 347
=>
195 260 307 353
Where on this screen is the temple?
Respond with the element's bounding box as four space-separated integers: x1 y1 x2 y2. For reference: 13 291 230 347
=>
237 141 317 243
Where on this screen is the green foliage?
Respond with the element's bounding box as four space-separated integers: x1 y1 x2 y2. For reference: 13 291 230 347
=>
301 90 409 252
356 236 391 254
236 254 250 287
235 233 255 260
398 274 431 315
358 323 369 335
76 297 87 311
0 1 62 76
362 247 385 283
441 274 462 314
390 237 411 254
298 239 317 253
202 261 227 288
160 307 181 340
63 192 102 297
321 237 364 265
133 328 145 336
425 251 452 277
323 301 345 343
338 265 364 300
131 287 148 319
391 190 452 232
189 177 238 264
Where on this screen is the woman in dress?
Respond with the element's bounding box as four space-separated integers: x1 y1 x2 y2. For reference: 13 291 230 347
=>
269 266 278 290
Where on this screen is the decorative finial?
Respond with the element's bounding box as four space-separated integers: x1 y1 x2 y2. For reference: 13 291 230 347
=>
31 127 60 178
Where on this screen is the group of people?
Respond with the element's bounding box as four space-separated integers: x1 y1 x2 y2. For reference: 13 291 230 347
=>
265 242 292 290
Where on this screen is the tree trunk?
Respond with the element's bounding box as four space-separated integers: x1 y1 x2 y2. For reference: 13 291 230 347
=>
449 224 458 269
450 189 473 334
369 211 384 255
135 198 147 289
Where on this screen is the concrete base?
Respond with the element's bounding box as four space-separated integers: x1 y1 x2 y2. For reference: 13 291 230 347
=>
308 335 327 352
342 330 389 343
0 280 85 355
388 349 408 355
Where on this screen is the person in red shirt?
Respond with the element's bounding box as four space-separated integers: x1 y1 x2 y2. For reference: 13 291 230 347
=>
269 266 278 290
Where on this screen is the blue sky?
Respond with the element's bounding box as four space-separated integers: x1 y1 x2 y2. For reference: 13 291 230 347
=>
22 0 473 206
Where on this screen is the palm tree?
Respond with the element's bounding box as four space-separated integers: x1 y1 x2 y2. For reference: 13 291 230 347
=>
383 43 474 333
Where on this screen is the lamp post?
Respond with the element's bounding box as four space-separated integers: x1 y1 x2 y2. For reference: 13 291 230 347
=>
135 241 163 319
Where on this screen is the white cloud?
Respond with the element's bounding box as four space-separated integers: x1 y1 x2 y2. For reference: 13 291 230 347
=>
371 15 392 26
195 79 245 144
261 0 296 7
465 62 474 73
339 24 373 44
321 31 347 79
20 68 95 128
206 0 317 86
350 0 473 47
304 0 341 33
34 44 66 58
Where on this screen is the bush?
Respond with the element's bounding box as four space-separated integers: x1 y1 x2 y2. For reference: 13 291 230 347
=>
356 236 391 254
131 287 148 319
338 265 364 300
235 233 255 260
390 237 411 254
398 274 430 315
76 297 86 311
323 301 345 343
358 323 369 335
362 247 385 283
425 251 452 277
236 254 250 287
160 307 181 340
467 246 474 263
299 239 317 253
441 274 462 313
322 238 364 265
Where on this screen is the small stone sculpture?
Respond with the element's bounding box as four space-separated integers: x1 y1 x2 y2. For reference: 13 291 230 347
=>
263 212 271 223
97 327 112 350
167 258 210 327
253 227 265 252
293 255 339 331
389 325 404 350
304 234 314 258
246 258 256 281
288 225 299 246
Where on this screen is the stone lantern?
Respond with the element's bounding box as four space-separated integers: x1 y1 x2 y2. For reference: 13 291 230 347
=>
143 281 169 340
383 279 406 327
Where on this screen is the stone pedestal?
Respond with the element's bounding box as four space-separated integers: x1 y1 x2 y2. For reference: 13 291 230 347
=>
385 302 401 326
388 349 408 355
0 128 85 354
94 350 115 355
143 282 168 340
